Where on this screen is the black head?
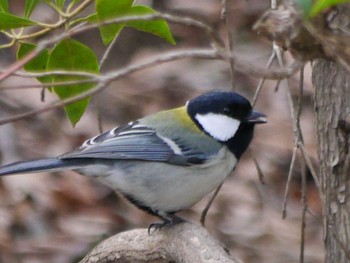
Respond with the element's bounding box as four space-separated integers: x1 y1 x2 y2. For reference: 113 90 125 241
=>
187 91 253 121
187 91 266 158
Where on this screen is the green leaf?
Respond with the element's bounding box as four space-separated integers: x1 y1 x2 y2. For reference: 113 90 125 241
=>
47 39 99 126
56 0 65 10
96 0 175 45
0 0 8 12
309 0 350 17
25 0 39 18
96 0 134 45
0 12 37 29
127 5 175 45
17 42 50 84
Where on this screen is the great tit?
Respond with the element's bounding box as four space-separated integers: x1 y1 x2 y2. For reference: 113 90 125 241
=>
0 91 266 231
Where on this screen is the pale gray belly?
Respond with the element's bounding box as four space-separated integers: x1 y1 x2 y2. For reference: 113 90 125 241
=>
77 148 237 213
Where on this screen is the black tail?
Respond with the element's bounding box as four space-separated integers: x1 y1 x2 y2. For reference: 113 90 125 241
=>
0 158 83 176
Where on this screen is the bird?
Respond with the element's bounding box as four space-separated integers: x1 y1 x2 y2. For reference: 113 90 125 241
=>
0 91 266 232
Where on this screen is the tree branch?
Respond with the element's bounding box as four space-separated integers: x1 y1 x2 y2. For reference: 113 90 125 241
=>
80 222 240 263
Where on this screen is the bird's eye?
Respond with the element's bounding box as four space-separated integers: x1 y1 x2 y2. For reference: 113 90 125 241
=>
223 107 231 115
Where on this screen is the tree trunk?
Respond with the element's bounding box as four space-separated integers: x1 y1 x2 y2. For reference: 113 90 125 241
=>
313 60 350 263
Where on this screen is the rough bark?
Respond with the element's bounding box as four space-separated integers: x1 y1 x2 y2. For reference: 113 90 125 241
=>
313 61 350 262
80 222 241 263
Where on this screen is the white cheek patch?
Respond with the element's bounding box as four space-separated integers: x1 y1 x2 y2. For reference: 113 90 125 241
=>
195 113 240 141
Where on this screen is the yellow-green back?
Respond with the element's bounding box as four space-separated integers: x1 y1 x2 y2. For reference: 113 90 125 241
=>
140 106 223 154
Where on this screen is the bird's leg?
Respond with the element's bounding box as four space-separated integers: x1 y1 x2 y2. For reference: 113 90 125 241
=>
148 213 185 235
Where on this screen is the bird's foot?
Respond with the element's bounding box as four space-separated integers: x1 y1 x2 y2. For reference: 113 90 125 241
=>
147 222 167 235
147 214 185 235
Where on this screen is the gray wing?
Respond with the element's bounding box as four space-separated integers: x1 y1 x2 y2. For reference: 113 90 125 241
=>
60 122 209 166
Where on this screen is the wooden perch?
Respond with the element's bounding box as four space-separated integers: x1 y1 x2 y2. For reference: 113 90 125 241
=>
80 222 241 263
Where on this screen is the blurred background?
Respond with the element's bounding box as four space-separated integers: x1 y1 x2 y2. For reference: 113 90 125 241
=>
0 1 323 262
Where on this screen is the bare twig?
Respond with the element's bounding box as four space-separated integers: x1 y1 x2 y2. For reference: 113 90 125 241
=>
1 11 303 84
0 48 43 81
70 13 224 48
298 143 319 189
252 50 277 106
274 47 306 221
0 79 98 90
282 145 298 219
255 20 305 220
0 47 302 127
3 49 303 82
200 182 224 227
40 87 46 102
97 103 104 133
96 31 122 133
0 70 98 78
251 150 266 185
0 13 218 82
221 0 236 90
300 157 307 263
292 65 319 193
282 66 305 219
99 33 121 69
272 44 284 92
0 50 216 125
296 66 304 135
0 5 302 131
0 80 106 126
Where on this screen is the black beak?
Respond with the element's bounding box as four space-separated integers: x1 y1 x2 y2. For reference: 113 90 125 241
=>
245 111 267 124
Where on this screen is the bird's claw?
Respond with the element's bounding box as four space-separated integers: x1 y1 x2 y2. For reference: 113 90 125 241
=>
147 215 185 236
147 222 167 235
